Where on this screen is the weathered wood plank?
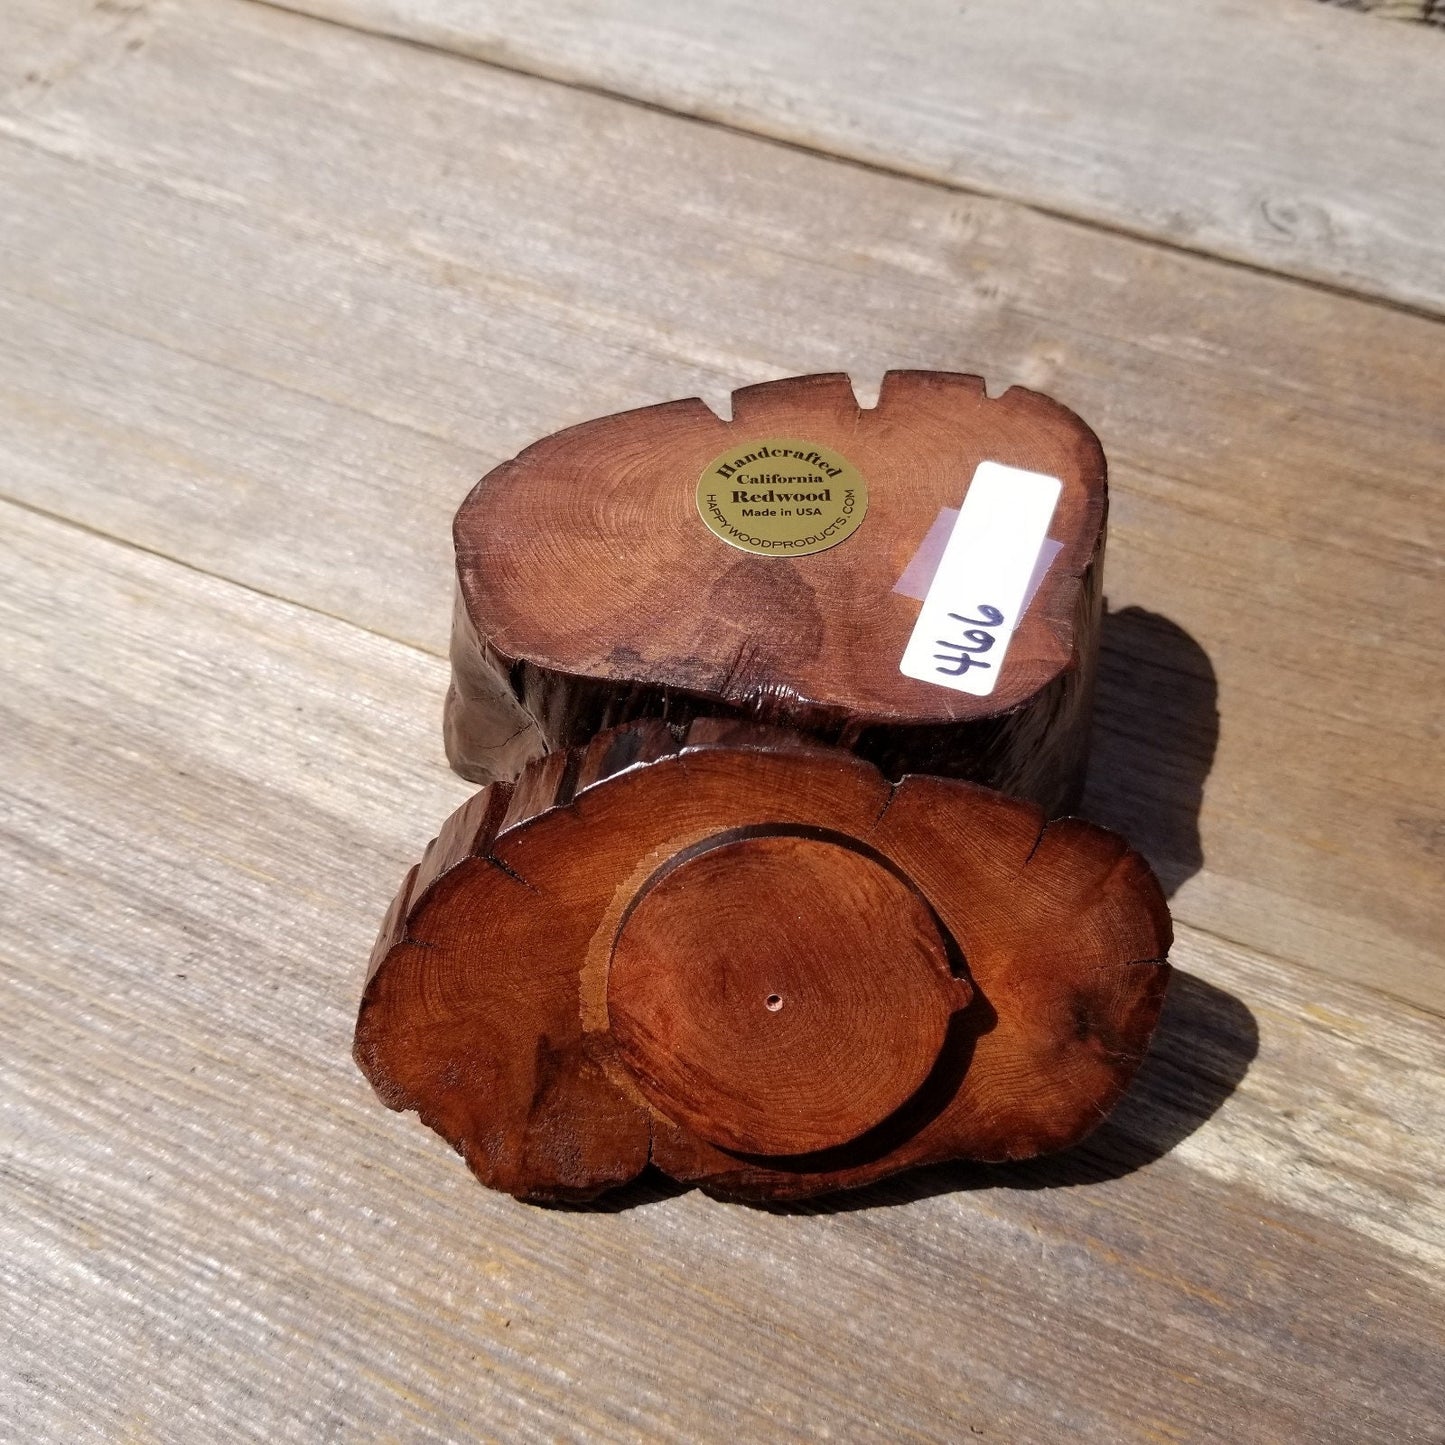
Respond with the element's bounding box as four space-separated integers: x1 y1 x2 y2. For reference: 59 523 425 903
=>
0 0 116 95
259 0 1445 315
3 501 1443 1443
0 0 1442 1011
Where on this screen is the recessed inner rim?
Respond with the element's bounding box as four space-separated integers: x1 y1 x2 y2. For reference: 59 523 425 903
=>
610 820 969 982
605 825 972 1156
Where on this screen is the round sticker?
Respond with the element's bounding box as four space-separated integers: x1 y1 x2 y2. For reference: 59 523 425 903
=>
696 437 868 557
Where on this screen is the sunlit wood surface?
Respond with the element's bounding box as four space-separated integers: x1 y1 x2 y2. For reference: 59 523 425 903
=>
2 1 1442 1438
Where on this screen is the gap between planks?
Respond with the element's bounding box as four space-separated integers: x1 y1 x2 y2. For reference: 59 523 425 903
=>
0 490 442 664
246 0 1445 321
231 0 1439 330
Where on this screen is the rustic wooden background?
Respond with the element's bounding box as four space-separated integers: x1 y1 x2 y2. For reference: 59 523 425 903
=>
2 1 1443 1440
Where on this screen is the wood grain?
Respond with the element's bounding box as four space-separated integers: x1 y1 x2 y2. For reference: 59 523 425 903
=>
3 500 1443 1440
609 829 968 1160
3 2 1443 1437
450 371 1107 810
359 722 1169 1198
0 0 1440 1008
259 0 1445 315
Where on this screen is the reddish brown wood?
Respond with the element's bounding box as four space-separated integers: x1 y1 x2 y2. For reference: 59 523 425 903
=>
446 371 1107 814
356 721 1171 1203
609 832 972 1156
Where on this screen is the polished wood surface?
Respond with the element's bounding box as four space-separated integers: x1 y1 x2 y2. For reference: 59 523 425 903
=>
360 724 1169 1199
2 0 1442 1438
449 372 1106 811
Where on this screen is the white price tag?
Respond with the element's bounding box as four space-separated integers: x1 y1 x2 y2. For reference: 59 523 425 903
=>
899 461 1062 697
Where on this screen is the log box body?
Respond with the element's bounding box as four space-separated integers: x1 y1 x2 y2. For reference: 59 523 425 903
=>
356 373 1172 1204
446 371 1106 815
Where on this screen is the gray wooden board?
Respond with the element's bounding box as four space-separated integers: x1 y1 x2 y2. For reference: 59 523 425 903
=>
3 501 1444 1443
259 0 1445 316
0 0 1442 1012
2 6 1445 1433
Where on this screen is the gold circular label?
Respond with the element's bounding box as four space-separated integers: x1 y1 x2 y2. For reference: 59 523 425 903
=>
696 437 868 557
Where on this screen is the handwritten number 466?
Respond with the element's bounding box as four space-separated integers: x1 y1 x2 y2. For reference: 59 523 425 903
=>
934 605 1004 676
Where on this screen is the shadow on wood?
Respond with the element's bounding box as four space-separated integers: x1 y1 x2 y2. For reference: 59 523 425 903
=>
1084 605 1220 897
981 968 1259 1189
501 609 1226 1212
778 968 1256 1211
549 970 1256 1214
363 722 1171 1204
